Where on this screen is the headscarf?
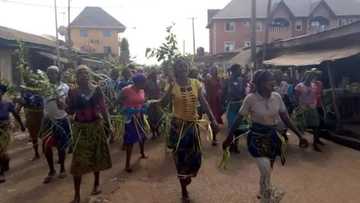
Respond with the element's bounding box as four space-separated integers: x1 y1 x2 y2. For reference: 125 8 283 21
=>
47 65 59 72
132 74 146 84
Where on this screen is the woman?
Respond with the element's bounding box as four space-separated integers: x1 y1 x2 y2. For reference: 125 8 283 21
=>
223 70 308 202
119 74 148 173
158 59 218 202
0 84 25 183
145 71 162 138
294 70 325 152
66 65 112 203
205 66 223 145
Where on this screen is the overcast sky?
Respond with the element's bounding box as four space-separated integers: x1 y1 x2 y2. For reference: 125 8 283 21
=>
0 0 231 64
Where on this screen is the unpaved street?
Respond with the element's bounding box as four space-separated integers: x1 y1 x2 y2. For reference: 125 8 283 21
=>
1 131 360 203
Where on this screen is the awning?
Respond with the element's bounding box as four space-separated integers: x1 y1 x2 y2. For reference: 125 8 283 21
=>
230 48 260 66
263 45 360 67
38 51 69 63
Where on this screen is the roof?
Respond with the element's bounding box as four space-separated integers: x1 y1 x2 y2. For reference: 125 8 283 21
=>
263 45 360 66
0 26 56 48
211 0 360 21
70 7 126 31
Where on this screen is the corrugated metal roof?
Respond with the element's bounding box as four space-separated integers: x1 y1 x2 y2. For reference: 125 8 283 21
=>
263 45 360 66
0 26 56 47
70 7 126 31
212 0 360 20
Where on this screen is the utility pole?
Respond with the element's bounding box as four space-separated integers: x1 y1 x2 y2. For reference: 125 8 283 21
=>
251 0 257 70
54 0 60 66
191 17 196 56
263 0 272 63
67 0 72 47
183 40 186 55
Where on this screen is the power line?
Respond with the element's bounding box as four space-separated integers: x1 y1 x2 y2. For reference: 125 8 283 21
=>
0 0 122 9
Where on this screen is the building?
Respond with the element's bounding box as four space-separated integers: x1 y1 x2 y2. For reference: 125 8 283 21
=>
208 0 360 55
70 7 126 56
0 26 68 84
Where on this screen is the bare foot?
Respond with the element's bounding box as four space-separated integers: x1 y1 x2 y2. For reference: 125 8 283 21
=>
91 187 102 195
140 154 148 159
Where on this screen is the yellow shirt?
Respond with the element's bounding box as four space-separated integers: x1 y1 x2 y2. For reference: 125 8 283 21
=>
171 79 201 121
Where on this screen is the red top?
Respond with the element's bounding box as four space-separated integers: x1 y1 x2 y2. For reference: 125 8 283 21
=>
205 76 223 124
66 87 106 123
122 85 145 109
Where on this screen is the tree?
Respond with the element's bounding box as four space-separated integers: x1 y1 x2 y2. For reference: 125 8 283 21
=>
145 23 181 68
119 38 130 65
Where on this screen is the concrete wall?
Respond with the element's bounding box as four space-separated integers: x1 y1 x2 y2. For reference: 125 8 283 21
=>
0 48 13 84
70 28 120 56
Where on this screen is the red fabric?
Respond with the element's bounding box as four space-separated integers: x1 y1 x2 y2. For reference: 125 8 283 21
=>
43 134 57 149
205 77 223 124
312 81 323 107
122 85 145 109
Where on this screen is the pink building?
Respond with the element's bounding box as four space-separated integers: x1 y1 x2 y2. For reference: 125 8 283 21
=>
208 0 360 55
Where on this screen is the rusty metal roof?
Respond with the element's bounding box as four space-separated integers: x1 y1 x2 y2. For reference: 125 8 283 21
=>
0 26 56 47
264 45 360 66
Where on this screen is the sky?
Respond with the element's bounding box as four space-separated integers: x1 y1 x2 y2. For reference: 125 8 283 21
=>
0 0 231 64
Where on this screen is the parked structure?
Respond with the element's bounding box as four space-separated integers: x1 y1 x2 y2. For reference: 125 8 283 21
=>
208 0 360 55
69 7 126 56
0 26 68 84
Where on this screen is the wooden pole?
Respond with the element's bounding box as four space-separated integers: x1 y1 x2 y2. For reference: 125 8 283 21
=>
327 62 342 127
54 0 60 66
262 0 272 63
67 0 72 47
251 0 257 70
192 17 196 56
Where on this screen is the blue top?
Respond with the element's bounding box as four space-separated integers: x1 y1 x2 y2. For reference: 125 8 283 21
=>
0 101 15 121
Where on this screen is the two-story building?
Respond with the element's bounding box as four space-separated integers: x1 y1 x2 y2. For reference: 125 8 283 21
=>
70 7 126 56
208 0 360 55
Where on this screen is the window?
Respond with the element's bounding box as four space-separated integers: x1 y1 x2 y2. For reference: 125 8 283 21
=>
243 21 250 27
310 16 330 31
102 30 112 37
225 22 236 32
224 41 235 52
90 39 99 44
104 46 112 54
295 21 303 31
80 29 88 37
244 41 251 47
256 22 263 32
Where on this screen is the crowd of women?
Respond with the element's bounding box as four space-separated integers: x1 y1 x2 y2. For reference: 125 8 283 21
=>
0 60 327 203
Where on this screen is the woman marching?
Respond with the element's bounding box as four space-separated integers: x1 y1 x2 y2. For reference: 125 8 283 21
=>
66 65 113 203
157 59 218 202
0 84 25 183
223 70 308 202
118 74 148 173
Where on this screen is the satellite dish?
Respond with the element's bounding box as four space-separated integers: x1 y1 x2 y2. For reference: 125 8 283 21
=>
58 26 67 36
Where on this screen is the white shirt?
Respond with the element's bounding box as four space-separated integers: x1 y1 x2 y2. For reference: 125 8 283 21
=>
44 82 69 120
239 92 287 126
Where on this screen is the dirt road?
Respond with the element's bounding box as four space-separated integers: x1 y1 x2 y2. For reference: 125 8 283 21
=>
1 131 360 203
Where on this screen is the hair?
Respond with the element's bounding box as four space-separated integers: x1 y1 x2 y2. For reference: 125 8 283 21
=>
230 64 241 73
0 84 7 94
253 70 274 92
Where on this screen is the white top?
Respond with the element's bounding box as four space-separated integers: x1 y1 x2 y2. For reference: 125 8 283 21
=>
239 92 287 126
44 82 69 120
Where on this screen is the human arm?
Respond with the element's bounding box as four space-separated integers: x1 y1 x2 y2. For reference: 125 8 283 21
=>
9 103 25 131
198 88 219 132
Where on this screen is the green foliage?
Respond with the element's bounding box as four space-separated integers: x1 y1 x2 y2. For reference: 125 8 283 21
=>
145 24 181 68
119 38 130 65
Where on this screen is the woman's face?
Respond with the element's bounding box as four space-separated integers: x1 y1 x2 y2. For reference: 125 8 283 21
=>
174 65 189 80
76 69 90 87
263 79 276 92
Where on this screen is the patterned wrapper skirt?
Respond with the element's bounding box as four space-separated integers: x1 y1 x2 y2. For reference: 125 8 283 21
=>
70 120 112 176
168 118 202 179
0 121 10 158
41 117 71 152
247 123 286 165
293 106 320 133
24 108 44 141
124 114 146 145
